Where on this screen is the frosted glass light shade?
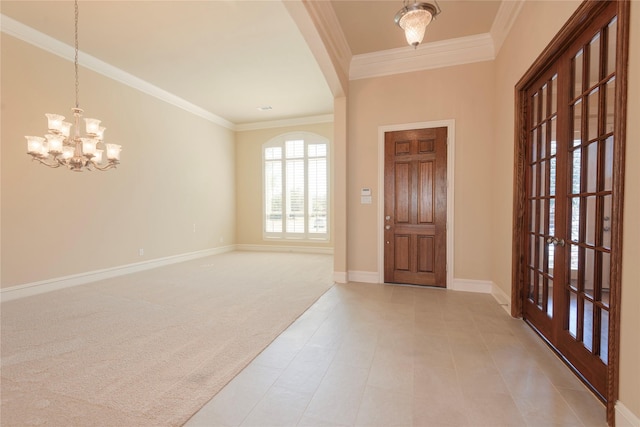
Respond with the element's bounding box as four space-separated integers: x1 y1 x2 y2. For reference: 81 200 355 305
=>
26 136 46 154
93 149 104 164
394 2 439 48
62 146 74 160
106 143 122 161
45 134 65 154
81 138 97 157
96 126 106 140
61 122 73 138
85 118 101 135
399 9 432 47
45 114 65 132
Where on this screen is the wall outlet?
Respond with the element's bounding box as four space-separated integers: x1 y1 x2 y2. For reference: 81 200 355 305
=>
219 236 224 243
139 248 144 256
193 223 196 233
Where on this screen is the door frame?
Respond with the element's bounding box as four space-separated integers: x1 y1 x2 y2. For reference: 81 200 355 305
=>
511 1 630 424
378 120 455 286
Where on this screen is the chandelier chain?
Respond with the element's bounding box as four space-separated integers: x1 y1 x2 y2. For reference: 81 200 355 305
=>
74 0 79 109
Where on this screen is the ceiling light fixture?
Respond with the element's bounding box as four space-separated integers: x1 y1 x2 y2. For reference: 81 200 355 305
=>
25 0 121 172
394 0 441 48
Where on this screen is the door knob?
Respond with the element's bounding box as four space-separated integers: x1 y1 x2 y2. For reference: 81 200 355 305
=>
546 236 565 247
385 225 391 230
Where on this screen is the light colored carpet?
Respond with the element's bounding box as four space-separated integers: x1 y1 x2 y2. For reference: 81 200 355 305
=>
0 251 333 426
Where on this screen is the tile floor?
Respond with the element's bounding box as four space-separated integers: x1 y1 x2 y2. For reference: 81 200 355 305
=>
185 282 606 427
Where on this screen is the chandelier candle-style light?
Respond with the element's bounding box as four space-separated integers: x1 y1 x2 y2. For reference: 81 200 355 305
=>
25 0 121 171
394 0 441 48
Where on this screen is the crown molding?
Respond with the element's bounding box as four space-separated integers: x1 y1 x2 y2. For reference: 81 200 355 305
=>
236 114 334 132
1 14 236 130
490 0 526 55
350 33 495 80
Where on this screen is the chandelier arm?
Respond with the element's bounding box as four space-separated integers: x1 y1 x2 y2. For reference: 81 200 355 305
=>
31 156 64 168
91 162 118 171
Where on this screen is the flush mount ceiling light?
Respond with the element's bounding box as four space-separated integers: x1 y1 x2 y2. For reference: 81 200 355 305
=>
394 0 441 48
25 0 121 171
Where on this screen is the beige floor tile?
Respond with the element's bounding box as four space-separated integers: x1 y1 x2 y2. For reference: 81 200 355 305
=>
513 391 583 427
557 387 607 426
463 392 527 426
354 386 413 426
301 362 369 425
240 386 314 427
413 391 469 427
189 282 608 427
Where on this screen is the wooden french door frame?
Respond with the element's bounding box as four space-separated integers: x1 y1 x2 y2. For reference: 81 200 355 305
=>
377 120 455 287
512 1 630 425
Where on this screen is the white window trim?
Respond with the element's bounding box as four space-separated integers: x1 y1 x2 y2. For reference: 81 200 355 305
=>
262 132 330 242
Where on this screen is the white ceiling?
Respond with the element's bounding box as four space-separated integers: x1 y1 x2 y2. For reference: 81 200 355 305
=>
1 0 502 128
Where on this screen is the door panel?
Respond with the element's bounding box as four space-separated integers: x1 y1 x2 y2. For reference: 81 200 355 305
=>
384 127 446 287
522 2 618 400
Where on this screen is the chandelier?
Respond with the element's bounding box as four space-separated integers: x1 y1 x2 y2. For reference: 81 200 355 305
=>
25 0 121 172
394 0 441 48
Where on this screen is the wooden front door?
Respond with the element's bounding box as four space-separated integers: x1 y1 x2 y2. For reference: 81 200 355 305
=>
516 1 627 409
384 127 447 287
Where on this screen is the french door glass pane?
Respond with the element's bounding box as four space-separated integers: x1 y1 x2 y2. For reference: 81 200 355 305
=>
605 78 616 134
586 142 599 193
606 18 617 76
572 100 582 144
589 33 602 88
572 151 582 194
604 136 614 191
588 89 600 140
583 299 594 351
573 49 584 98
585 196 597 246
569 292 578 338
600 309 609 363
584 248 596 299
603 195 612 248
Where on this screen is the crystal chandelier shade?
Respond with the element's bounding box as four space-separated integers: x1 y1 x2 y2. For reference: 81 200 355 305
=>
25 0 121 172
394 1 441 48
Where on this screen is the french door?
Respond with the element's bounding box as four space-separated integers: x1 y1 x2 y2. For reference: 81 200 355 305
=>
515 0 629 417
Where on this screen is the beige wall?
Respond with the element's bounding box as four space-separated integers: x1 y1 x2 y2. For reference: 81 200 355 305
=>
347 61 495 280
235 122 334 248
491 0 640 420
1 35 236 287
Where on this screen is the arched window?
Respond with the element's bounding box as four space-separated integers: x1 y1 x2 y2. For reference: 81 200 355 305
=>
263 132 329 241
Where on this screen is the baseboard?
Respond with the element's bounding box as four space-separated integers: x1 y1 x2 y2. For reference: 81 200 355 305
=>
348 270 379 284
0 245 236 302
333 271 348 283
450 278 494 293
616 401 640 427
491 283 512 315
235 244 334 255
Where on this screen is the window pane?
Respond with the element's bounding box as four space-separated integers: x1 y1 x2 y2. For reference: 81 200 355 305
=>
308 157 327 234
265 160 282 232
265 146 282 160
286 140 304 159
286 159 305 233
308 143 327 158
